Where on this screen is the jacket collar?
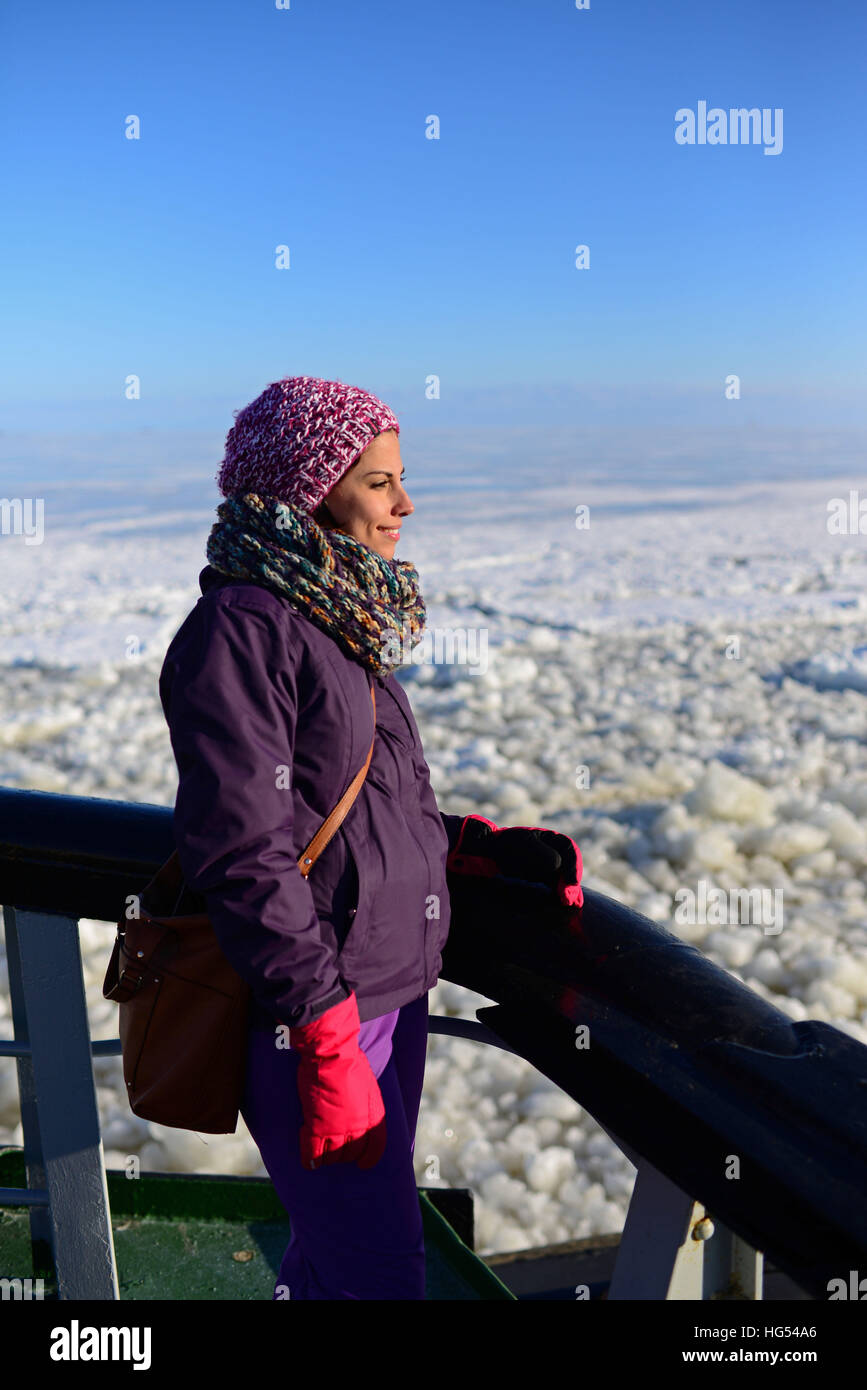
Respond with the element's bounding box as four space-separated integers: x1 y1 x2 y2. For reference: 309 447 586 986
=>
200 564 286 599
199 565 239 596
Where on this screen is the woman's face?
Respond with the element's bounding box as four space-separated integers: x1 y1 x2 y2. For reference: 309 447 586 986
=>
314 429 414 559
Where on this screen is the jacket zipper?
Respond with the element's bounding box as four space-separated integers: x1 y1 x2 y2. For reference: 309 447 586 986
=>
373 673 435 978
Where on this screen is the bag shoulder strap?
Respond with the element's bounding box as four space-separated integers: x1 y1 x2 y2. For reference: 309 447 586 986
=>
298 678 376 878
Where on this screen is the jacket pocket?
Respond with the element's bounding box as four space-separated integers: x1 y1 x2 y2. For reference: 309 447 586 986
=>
332 823 362 953
379 680 417 750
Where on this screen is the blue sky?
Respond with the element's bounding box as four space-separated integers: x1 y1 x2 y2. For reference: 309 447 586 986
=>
1 0 865 451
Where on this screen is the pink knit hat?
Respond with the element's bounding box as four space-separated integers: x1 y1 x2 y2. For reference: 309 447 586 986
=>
216 376 400 514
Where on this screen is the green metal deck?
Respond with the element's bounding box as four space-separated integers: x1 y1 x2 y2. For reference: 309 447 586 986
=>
0 1148 514 1301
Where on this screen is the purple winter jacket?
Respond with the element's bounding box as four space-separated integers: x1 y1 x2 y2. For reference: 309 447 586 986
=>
158 565 466 1030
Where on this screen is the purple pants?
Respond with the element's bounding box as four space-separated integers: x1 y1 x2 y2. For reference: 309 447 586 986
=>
240 992 429 1300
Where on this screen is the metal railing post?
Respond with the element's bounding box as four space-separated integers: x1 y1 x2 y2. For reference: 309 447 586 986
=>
4 904 53 1267
3 906 119 1299
600 1127 763 1300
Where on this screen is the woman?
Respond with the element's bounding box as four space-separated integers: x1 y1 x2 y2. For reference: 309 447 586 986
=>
158 376 583 1300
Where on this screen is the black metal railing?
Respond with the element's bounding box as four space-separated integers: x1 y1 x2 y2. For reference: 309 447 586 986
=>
1 785 866 1301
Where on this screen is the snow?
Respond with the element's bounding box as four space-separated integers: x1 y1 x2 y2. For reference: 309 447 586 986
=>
0 456 866 1258
787 645 867 695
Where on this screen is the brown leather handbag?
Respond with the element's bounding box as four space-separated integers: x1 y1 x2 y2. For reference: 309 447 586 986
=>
103 681 376 1135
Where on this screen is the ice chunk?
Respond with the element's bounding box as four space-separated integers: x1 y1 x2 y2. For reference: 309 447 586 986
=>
519 1089 582 1122
692 828 739 869
742 822 830 862
684 760 776 825
523 1146 578 1194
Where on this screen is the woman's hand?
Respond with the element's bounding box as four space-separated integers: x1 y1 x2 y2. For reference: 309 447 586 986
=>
289 993 387 1170
446 814 583 908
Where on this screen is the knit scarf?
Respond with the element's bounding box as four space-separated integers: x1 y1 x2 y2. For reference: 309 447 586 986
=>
205 493 426 676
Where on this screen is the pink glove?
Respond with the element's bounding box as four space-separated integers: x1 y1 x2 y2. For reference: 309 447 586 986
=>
446 814 584 908
289 992 386 1171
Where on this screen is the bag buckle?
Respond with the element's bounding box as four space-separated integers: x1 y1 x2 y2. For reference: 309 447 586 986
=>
118 965 146 992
